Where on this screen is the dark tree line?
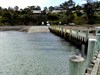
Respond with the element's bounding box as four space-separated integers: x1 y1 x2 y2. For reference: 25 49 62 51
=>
47 0 100 24
0 5 43 25
0 0 100 25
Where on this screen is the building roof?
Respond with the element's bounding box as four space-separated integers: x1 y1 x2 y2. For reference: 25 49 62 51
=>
32 10 41 14
51 10 67 13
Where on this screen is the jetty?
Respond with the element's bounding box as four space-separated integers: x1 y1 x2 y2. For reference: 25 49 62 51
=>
49 25 100 75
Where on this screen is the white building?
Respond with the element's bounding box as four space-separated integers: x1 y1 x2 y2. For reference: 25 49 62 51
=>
32 10 41 15
51 10 67 13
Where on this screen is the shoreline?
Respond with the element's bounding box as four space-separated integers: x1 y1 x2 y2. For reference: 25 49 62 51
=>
0 26 31 32
0 25 98 33
0 26 50 32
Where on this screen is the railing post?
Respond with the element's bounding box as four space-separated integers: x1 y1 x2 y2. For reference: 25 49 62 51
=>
87 39 97 66
69 55 85 75
64 28 66 38
76 29 79 37
61 27 63 32
70 29 72 35
61 27 63 36
86 29 89 40
80 29 82 33
95 27 100 51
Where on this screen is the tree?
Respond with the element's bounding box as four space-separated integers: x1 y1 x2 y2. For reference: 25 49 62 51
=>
84 0 95 24
66 0 75 23
59 0 75 23
28 6 35 10
44 7 48 11
93 1 100 9
75 5 83 10
49 6 55 11
14 6 19 11
28 6 41 10
1 12 13 25
67 0 75 9
59 0 75 10
60 1 68 9
36 6 41 10
86 0 93 3
47 13 59 21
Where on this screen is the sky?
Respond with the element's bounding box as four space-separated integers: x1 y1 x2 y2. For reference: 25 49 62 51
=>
0 0 99 9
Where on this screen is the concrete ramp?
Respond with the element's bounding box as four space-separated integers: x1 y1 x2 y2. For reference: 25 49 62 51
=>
28 26 50 33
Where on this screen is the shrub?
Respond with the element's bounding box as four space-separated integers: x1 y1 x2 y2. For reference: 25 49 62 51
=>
74 17 86 25
76 11 83 17
87 16 97 24
47 13 59 21
67 14 75 23
95 16 100 24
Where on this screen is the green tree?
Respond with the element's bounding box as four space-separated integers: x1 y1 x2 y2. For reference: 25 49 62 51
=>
14 6 19 11
49 6 55 12
47 13 59 21
93 1 100 9
75 5 83 10
84 0 95 24
1 12 13 25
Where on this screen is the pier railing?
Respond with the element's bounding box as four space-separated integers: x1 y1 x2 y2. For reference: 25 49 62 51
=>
49 26 100 75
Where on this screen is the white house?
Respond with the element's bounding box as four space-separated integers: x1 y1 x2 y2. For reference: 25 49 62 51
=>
32 10 41 15
51 10 67 13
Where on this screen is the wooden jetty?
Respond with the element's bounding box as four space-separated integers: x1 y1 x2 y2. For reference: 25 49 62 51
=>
49 26 100 75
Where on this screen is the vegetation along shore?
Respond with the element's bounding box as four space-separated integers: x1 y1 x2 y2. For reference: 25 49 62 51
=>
0 0 99 26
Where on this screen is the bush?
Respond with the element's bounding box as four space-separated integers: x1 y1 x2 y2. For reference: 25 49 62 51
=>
95 16 100 24
74 17 86 25
67 13 75 23
47 13 59 21
76 11 83 17
50 21 59 25
87 16 97 24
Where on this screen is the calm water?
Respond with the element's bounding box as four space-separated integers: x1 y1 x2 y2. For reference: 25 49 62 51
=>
0 31 76 75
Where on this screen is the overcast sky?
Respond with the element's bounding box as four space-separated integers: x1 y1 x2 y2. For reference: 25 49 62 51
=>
0 0 99 9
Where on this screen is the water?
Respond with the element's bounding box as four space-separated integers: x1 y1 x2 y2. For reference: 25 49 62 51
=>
0 31 76 75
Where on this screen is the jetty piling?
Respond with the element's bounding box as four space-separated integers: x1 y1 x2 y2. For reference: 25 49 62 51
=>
95 27 100 51
69 55 85 75
87 39 97 66
86 30 89 40
69 38 97 75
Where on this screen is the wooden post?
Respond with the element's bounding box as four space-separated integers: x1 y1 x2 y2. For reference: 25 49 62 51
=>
70 29 72 35
57 26 60 35
80 29 82 33
76 29 79 37
61 27 63 37
81 44 85 57
58 25 60 30
69 29 72 40
87 39 97 66
69 55 85 75
95 27 100 51
64 28 66 38
86 30 89 40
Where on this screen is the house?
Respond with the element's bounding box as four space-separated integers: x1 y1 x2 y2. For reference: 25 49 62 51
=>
51 10 67 13
32 10 41 15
